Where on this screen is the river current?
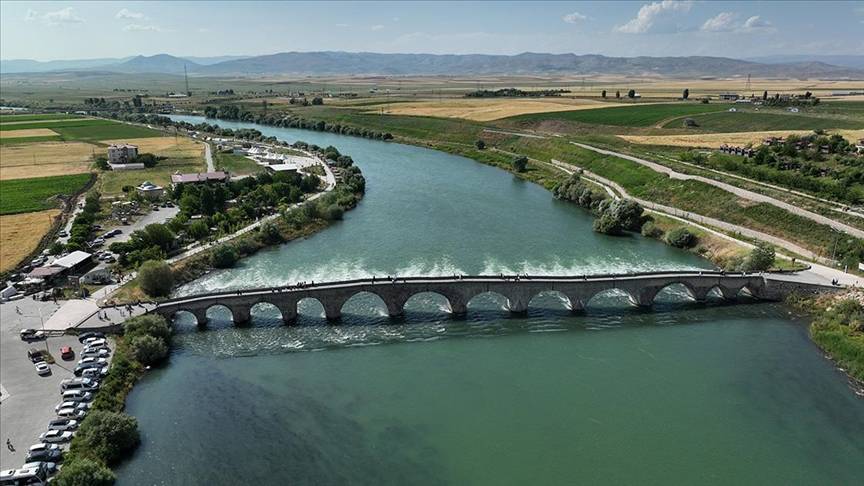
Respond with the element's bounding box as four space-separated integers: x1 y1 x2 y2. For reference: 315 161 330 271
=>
115 116 864 485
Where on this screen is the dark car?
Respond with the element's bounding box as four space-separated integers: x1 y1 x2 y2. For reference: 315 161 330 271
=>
77 331 104 344
60 346 74 360
28 348 46 363
25 449 62 463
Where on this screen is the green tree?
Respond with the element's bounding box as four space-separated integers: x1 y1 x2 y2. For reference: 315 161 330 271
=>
138 260 174 297
627 89 636 99
257 222 283 245
187 220 209 240
72 410 140 464
511 155 528 173
49 241 65 255
601 90 607 98
593 212 624 235
143 224 175 252
743 241 775 271
615 90 621 99
210 245 239 268
124 314 172 344
130 334 169 366
475 140 486 150
53 458 115 486
665 227 698 248
682 88 689 100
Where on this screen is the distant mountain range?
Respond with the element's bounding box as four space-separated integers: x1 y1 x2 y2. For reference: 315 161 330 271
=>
3 52 863 78
745 55 864 71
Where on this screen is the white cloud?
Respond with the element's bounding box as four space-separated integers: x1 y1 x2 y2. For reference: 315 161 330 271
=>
42 7 84 25
25 9 38 21
123 24 161 32
614 0 692 34
562 12 587 24
741 15 773 32
116 9 146 20
371 24 385 31
700 12 737 32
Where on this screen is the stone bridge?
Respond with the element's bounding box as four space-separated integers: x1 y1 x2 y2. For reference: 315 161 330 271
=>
150 271 837 326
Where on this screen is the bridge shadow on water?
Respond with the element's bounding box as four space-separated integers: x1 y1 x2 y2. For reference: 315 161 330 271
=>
169 284 765 358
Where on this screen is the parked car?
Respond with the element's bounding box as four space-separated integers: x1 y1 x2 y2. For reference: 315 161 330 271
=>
62 390 92 402
82 337 107 347
77 356 107 367
78 331 104 343
35 362 51 376
60 377 99 392
81 348 109 358
25 444 61 464
81 366 109 378
47 418 79 431
56 407 87 419
20 329 46 341
102 255 116 263
39 430 73 444
58 230 68 237
60 346 74 360
21 461 57 475
27 348 46 363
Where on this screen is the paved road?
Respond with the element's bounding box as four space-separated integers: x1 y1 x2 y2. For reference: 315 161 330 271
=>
570 142 864 238
0 298 113 469
203 141 214 172
548 159 860 287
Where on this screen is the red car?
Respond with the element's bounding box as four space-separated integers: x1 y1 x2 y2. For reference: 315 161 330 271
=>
60 346 74 360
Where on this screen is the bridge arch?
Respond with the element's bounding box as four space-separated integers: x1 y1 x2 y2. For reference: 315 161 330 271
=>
249 301 284 325
205 304 237 326
466 290 512 313
170 309 203 328
403 291 454 316
584 288 638 309
528 290 573 311
340 291 391 320
651 282 699 304
296 297 327 322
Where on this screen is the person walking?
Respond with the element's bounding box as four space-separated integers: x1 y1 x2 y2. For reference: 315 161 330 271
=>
6 438 14 452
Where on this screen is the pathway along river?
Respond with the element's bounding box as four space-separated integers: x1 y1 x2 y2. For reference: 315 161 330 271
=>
116 116 864 485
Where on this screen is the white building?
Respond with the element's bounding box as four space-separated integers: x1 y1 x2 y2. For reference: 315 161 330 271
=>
107 144 138 164
136 181 165 200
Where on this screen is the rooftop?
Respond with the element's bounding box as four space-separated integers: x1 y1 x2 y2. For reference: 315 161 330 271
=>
170 171 229 184
51 251 92 269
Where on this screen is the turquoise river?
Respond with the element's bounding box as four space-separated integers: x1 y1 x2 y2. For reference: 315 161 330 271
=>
115 116 864 485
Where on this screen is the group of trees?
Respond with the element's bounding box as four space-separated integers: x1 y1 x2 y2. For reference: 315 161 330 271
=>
109 223 176 269
511 155 528 172
553 174 646 236
466 88 570 98
54 191 101 254
198 106 394 141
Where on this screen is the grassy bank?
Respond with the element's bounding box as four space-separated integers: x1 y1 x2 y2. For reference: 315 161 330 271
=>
790 291 864 385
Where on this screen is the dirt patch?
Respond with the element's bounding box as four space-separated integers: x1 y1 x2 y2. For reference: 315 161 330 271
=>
0 209 60 273
0 128 59 139
619 129 864 148
365 98 625 121
0 141 96 180
101 137 203 159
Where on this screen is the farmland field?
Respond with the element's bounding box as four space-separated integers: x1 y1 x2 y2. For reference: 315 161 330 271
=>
97 137 205 196
364 98 624 121
619 129 864 148
0 118 107 131
0 113 80 123
0 141 95 180
0 173 92 215
102 136 203 158
0 117 162 141
506 103 725 126
0 136 63 146
0 209 60 273
662 111 864 132
0 128 58 138
214 152 263 176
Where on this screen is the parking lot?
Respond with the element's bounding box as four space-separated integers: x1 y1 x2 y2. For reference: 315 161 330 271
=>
0 297 111 470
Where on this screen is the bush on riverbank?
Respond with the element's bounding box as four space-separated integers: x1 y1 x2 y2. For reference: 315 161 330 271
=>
53 458 115 486
791 292 864 383
211 244 240 268
70 410 140 465
130 334 169 365
138 260 174 297
665 227 698 248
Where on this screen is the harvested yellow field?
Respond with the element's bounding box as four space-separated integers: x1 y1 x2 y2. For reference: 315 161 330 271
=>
366 98 624 121
619 129 864 148
0 209 60 273
0 141 96 180
0 128 58 139
102 137 203 159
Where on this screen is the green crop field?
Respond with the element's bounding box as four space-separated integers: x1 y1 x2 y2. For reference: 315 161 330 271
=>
0 173 92 215
662 111 864 132
0 135 63 145
0 113 81 123
0 117 162 141
504 103 725 127
214 152 264 176
0 118 108 131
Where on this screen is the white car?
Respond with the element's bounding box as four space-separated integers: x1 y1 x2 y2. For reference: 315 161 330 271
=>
81 348 110 358
55 401 91 413
35 362 51 376
61 390 92 402
83 338 107 347
77 357 108 367
56 408 86 419
47 419 78 431
61 377 99 391
39 430 73 444
81 366 109 378
28 443 60 454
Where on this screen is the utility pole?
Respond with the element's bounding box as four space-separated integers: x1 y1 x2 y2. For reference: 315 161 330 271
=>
184 64 190 96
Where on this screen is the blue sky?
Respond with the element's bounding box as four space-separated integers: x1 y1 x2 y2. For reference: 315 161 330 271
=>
1 1 862 60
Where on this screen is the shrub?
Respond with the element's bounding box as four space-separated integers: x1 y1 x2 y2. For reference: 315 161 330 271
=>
211 244 239 268
53 458 115 486
124 314 172 344
138 260 174 297
666 227 697 248
130 334 168 366
742 241 775 271
593 212 624 235
72 410 140 465
49 241 66 255
257 221 283 245
475 140 486 150
641 221 664 238
511 155 528 173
